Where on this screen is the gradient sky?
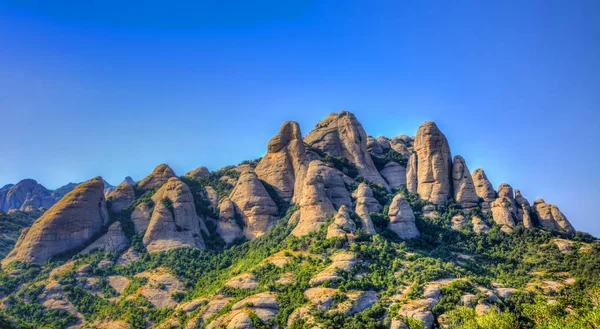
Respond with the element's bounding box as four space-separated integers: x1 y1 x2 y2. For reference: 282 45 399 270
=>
0 1 598 236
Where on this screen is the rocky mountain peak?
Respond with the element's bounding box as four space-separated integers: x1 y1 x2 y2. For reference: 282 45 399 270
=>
255 121 309 203
413 121 452 204
2 176 109 265
304 111 389 189
136 164 176 192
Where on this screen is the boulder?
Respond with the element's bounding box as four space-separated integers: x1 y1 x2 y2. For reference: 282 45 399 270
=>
184 166 209 180
452 156 479 208
406 153 418 193
229 170 279 240
136 164 176 193
143 177 205 252
291 161 337 236
255 121 310 203
533 199 575 234
304 111 389 189
80 221 128 255
472 216 490 234
380 162 407 190
366 135 383 155
451 214 467 230
107 178 136 213
2 177 110 265
413 122 452 204
376 136 391 150
387 194 420 239
327 205 356 239
490 197 517 228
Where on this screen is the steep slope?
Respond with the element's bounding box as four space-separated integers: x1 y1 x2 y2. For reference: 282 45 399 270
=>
2 177 109 265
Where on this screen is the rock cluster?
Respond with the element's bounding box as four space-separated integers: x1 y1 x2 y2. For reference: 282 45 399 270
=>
304 111 389 189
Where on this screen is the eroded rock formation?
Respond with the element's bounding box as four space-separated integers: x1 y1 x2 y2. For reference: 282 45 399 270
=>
2 177 110 265
413 122 452 204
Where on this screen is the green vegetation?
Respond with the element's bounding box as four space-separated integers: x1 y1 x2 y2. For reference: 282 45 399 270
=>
0 210 41 259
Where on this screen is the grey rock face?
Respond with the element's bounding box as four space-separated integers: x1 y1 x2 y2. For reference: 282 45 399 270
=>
2 177 110 265
387 194 420 239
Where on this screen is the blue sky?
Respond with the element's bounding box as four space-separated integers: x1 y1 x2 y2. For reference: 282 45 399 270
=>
0 1 598 236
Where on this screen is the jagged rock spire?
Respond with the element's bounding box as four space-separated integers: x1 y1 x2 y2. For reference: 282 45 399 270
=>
255 121 310 203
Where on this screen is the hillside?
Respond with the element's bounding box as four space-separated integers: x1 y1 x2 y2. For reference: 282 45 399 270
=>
0 111 597 329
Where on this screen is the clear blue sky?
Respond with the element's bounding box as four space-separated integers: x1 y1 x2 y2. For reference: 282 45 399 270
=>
0 1 598 236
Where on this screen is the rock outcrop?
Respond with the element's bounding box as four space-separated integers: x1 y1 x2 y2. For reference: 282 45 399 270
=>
366 135 383 156
387 194 420 239
515 189 532 222
216 198 244 244
413 122 452 204
471 168 495 214
451 156 479 208
533 199 575 234
184 167 209 180
307 161 352 208
380 162 407 190
291 161 337 236
354 183 379 234
390 135 413 158
472 216 490 234
136 164 176 193
326 205 356 239
80 221 128 255
229 170 279 240
406 153 418 193
2 177 110 265
491 183 518 228
107 178 136 213
304 111 389 189
255 121 310 203
143 177 205 252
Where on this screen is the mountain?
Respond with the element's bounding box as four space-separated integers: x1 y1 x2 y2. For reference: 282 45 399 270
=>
0 179 115 213
0 112 597 329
